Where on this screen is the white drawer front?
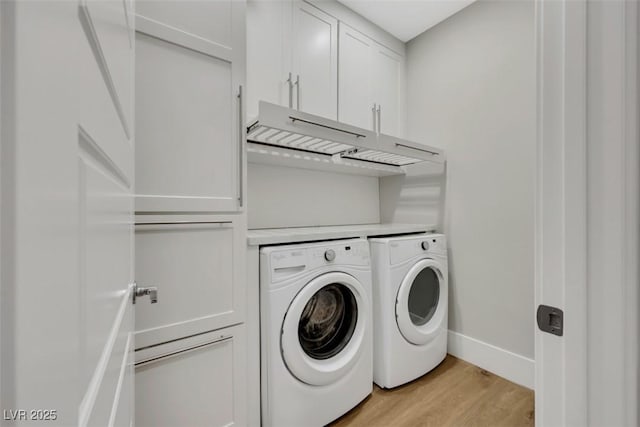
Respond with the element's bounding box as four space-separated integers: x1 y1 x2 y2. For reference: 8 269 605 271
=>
135 221 243 348
135 325 246 427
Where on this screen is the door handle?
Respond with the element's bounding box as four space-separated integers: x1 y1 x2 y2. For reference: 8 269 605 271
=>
286 72 293 108
133 283 158 304
377 104 381 134
294 74 300 110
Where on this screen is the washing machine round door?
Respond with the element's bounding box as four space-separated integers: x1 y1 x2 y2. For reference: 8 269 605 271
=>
281 272 368 386
396 259 447 345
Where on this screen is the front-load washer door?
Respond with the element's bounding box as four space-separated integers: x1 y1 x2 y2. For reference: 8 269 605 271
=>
396 259 447 346
281 272 368 386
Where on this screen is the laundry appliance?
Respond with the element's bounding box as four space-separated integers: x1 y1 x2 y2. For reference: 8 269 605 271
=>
260 238 373 426
369 233 448 388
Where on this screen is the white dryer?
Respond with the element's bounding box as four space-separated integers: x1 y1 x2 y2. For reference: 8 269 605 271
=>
369 233 448 388
260 238 373 427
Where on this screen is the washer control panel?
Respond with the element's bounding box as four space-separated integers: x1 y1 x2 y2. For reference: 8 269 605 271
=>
264 239 370 282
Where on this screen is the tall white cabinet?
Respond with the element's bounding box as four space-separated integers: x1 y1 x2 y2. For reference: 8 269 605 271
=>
134 2 247 426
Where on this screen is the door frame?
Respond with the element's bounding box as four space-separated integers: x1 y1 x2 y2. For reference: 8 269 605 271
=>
0 0 16 414
535 0 639 425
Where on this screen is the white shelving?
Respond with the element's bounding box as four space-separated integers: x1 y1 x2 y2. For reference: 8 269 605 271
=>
247 142 404 177
247 101 444 177
247 223 436 246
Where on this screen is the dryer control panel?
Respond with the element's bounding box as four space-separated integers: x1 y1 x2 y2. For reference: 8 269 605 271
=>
388 234 447 266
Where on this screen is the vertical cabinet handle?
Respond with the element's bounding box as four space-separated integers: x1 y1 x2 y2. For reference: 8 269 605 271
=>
295 74 300 110
286 72 293 108
372 103 377 132
237 85 244 208
377 104 381 134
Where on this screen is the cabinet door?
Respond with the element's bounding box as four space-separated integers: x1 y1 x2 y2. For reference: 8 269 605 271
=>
135 1 246 213
135 326 247 427
338 23 375 131
291 1 338 119
136 0 233 48
247 0 291 119
134 219 246 349
373 42 404 137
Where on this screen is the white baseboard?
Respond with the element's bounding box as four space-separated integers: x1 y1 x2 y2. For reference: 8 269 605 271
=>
447 330 535 390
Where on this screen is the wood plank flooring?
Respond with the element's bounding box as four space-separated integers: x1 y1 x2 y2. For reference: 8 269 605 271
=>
331 356 534 427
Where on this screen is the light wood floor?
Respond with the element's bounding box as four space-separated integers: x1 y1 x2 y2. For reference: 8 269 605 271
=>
331 356 534 427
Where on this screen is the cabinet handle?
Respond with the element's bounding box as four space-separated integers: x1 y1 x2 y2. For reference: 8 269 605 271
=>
372 103 377 132
287 72 293 108
237 85 244 208
295 74 300 110
135 335 232 367
377 105 381 134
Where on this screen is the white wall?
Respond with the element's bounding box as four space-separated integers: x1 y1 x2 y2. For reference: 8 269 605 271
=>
406 0 536 360
247 163 380 229
379 161 445 228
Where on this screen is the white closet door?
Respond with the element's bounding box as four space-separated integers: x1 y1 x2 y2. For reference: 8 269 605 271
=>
291 0 338 119
338 23 375 131
373 43 403 137
2 1 135 425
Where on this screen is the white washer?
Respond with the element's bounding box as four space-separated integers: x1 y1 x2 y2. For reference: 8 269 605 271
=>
260 238 373 427
369 233 448 388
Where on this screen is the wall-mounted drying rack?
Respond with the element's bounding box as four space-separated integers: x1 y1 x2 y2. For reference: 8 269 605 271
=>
246 101 444 177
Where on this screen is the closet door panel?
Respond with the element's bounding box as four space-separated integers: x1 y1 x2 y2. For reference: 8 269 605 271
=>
338 23 374 131
291 1 338 119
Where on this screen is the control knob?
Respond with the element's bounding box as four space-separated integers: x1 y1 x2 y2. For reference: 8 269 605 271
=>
421 241 430 251
324 249 336 262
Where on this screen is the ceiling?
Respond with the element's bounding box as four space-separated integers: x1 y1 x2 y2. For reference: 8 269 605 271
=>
336 0 478 42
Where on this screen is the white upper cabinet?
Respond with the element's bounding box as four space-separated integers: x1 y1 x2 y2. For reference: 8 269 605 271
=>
291 1 338 119
247 0 337 120
135 0 246 213
247 0 404 134
246 0 289 119
373 42 404 137
338 23 375 131
337 22 405 138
